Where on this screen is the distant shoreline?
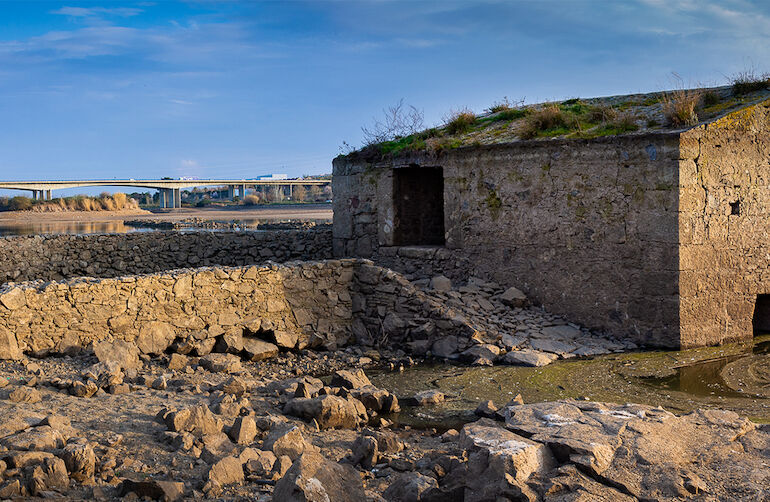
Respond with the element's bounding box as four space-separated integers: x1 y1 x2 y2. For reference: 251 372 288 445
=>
0 203 333 223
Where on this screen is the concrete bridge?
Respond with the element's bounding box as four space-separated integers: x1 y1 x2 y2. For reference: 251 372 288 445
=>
0 178 330 209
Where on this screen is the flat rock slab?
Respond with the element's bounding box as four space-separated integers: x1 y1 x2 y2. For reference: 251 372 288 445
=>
499 400 770 500
502 349 558 367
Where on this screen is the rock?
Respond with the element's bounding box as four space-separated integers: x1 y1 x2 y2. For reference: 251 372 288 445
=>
460 344 501 363
350 435 378 469
26 456 69 495
242 449 276 477
368 430 404 454
413 390 444 406
431 336 459 359
207 456 244 486
5 451 56 468
273 451 366 502
241 338 279 361
71 380 99 398
284 395 368 430
430 275 452 292
152 375 168 390
500 334 525 350
475 400 498 418
175 335 216 357
294 377 324 399
541 325 582 339
201 433 236 464
61 441 96 483
460 419 555 502
221 376 248 396
0 287 26 310
8 386 41 403
441 430 459 442
2 425 64 451
228 416 257 445
349 385 401 413
502 349 558 367
167 353 189 370
529 338 577 356
0 479 21 498
330 368 371 389
136 321 176 355
498 287 528 307
263 425 313 461
93 340 141 370
215 329 244 354
272 455 293 479
273 330 299 349
199 353 243 373
119 479 185 501
382 312 407 335
0 327 23 360
383 472 439 502
164 404 223 436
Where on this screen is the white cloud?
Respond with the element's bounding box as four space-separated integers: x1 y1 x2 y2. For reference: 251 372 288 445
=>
51 6 144 18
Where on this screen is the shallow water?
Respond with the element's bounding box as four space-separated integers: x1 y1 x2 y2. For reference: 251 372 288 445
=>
0 221 154 236
370 335 770 429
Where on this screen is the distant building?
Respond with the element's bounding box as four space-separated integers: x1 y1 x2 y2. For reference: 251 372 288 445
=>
255 174 289 180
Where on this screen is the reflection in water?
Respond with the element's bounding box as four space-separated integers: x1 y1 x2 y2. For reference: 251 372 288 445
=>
0 221 152 237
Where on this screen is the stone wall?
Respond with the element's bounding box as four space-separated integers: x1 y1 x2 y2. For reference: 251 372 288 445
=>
678 98 770 347
334 134 683 347
0 228 332 285
0 259 472 358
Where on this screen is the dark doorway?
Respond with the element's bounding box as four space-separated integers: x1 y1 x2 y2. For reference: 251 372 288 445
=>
753 295 770 333
393 167 445 246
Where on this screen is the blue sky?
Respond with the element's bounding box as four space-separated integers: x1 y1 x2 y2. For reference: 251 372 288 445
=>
0 0 768 196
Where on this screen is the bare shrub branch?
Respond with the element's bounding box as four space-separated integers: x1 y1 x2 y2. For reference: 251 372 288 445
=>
361 99 424 145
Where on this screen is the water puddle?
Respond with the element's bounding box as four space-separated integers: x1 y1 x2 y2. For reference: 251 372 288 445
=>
370 335 770 429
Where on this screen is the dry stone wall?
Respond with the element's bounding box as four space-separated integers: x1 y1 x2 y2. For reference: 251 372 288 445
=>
334 134 682 347
678 98 770 347
0 259 472 358
0 228 332 285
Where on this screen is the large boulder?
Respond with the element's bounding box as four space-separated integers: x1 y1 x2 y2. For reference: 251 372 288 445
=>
498 287 528 307
119 479 185 501
460 419 555 502
93 339 141 370
502 349 558 367
263 425 314 461
163 404 223 437
207 456 244 486
61 441 96 483
273 451 366 502
284 395 368 430
241 338 279 361
330 369 371 389
0 327 23 360
383 472 439 502
136 321 176 355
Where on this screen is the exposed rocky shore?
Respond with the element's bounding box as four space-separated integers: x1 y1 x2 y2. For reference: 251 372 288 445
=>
2 341 769 501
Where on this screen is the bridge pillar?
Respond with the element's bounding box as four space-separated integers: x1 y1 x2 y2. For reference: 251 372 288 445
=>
45 190 52 200
239 184 246 199
227 185 235 200
174 188 181 209
159 189 168 209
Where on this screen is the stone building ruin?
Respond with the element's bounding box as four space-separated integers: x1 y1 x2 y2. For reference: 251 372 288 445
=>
333 90 770 349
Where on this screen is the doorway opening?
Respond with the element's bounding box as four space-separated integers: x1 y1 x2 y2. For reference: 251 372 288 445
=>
393 167 445 246
752 294 770 334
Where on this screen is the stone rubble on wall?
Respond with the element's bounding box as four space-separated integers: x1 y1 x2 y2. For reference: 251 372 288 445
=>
0 228 333 285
